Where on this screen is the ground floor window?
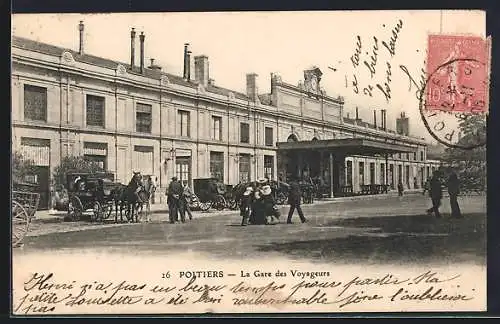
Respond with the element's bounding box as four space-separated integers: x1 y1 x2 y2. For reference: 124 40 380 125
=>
176 157 191 186
359 161 365 185
239 154 251 183
405 165 410 188
389 164 395 188
209 151 224 182
346 161 353 186
380 163 385 185
264 155 274 179
398 165 402 183
369 162 375 184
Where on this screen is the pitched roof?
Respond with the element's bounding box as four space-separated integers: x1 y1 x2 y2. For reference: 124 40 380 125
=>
12 36 250 100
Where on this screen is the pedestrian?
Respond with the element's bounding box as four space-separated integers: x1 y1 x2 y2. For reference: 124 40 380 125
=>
177 179 187 223
261 184 279 225
426 170 442 218
166 176 182 223
397 180 404 197
182 182 194 221
448 170 462 218
240 187 253 226
251 188 266 225
286 178 307 224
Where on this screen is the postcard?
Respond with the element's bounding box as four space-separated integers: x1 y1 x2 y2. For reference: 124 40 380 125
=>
11 10 489 315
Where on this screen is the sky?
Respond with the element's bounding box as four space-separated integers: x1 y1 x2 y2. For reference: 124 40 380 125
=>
12 11 486 143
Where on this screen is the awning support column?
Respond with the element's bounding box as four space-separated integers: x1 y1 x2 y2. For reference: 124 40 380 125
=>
329 152 334 198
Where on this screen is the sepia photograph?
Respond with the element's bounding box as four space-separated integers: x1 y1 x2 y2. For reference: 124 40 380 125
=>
11 10 489 315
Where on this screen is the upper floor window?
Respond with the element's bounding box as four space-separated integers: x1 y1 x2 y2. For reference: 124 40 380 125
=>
24 84 47 121
420 151 424 161
413 152 417 160
178 110 191 137
265 127 274 146
86 94 105 127
136 103 152 133
212 116 222 141
240 122 250 143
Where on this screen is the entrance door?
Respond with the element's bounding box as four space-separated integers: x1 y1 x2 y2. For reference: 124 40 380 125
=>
20 137 50 210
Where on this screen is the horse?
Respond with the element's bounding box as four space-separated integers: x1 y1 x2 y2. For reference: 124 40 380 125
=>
112 183 128 223
115 172 144 223
136 175 154 222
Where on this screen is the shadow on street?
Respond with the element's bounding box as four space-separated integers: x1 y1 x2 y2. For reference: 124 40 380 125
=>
256 213 486 265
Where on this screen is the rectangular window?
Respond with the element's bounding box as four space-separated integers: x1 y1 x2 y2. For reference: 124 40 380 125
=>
136 103 152 133
405 165 410 187
398 153 401 159
240 122 250 143
398 165 402 183
369 162 375 184
390 164 395 188
177 110 191 137
24 84 47 121
426 166 430 179
420 151 424 161
380 163 385 184
212 116 222 141
413 152 417 160
239 154 251 183
209 151 224 182
83 142 108 170
359 162 365 185
176 157 191 187
265 127 274 146
264 155 274 179
346 161 353 186
86 94 105 127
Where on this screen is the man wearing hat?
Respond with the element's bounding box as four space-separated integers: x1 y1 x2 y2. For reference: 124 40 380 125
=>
286 177 307 224
167 176 183 223
240 187 253 226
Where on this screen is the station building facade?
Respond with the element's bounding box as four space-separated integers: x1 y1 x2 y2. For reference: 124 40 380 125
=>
11 23 440 207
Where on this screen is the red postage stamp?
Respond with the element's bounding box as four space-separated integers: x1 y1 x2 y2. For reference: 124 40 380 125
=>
425 34 491 113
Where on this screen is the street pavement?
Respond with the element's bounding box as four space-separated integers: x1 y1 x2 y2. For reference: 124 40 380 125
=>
15 193 486 265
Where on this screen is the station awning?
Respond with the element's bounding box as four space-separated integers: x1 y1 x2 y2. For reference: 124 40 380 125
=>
276 138 417 155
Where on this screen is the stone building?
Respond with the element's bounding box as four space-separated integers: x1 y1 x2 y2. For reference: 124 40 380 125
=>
11 21 440 208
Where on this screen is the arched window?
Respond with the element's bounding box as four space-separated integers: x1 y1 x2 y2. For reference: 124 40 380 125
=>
311 137 318 141
287 134 298 142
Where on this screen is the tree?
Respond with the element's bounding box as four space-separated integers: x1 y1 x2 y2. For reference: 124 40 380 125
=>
12 151 37 184
53 156 105 186
443 114 487 192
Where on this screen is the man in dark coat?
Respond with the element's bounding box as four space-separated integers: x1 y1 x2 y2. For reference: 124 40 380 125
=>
447 170 462 218
167 177 183 223
426 171 442 218
286 178 307 224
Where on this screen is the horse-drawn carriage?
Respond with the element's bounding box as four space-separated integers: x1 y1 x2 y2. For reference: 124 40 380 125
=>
12 181 40 247
192 178 227 211
66 172 116 222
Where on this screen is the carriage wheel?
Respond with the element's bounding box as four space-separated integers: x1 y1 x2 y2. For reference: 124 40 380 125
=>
102 202 113 220
199 201 211 212
12 201 30 247
92 201 102 222
227 198 238 210
213 195 226 211
68 196 83 221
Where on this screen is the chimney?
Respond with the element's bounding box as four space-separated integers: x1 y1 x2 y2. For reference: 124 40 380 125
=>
373 110 377 128
396 111 410 136
139 32 145 74
355 107 359 122
130 28 136 69
194 55 209 87
246 73 259 101
183 43 189 80
78 21 84 55
187 50 192 81
148 58 162 71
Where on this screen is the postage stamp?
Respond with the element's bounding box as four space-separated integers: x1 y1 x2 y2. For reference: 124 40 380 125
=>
424 34 491 113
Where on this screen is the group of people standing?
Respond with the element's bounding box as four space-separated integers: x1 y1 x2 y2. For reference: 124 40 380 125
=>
425 168 462 219
166 176 194 224
239 177 308 226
